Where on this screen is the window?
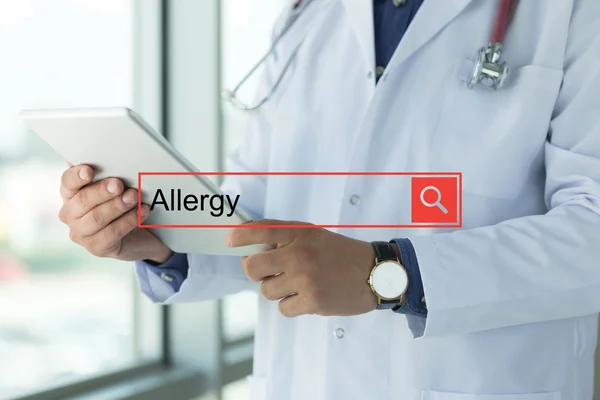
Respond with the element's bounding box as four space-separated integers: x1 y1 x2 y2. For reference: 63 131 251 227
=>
0 0 160 397
1 0 313 398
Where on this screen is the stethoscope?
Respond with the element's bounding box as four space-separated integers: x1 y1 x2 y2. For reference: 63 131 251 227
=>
221 0 313 111
468 0 517 90
222 0 517 112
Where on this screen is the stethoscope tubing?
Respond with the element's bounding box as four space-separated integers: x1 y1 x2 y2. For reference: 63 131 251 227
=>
222 0 313 111
491 0 517 44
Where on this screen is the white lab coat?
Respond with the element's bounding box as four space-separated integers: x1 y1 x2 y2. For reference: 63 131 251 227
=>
136 0 600 399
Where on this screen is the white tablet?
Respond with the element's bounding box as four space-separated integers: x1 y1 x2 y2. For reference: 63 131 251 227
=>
19 107 269 257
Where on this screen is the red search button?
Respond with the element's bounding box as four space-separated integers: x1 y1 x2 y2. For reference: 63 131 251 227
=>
411 176 460 225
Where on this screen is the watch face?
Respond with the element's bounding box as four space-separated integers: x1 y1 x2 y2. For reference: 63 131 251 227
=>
371 261 408 299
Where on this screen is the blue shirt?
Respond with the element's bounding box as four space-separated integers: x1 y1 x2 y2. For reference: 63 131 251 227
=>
373 0 424 70
143 0 427 321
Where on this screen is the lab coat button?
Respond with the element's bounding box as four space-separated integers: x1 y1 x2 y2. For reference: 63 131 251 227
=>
349 195 360 205
375 66 385 79
333 328 345 339
367 70 373 79
160 272 175 282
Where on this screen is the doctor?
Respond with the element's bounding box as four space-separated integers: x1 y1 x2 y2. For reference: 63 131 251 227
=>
58 0 600 399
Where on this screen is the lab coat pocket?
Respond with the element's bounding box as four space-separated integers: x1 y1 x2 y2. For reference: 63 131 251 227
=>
421 391 561 400
431 64 564 200
247 375 268 400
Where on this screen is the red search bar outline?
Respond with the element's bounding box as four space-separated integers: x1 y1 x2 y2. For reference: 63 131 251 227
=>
138 172 462 229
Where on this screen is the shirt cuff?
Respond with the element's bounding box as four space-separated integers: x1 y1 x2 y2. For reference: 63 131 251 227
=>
391 238 428 336
142 252 189 292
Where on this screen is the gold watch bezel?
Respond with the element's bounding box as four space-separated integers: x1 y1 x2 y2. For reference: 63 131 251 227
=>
367 258 409 301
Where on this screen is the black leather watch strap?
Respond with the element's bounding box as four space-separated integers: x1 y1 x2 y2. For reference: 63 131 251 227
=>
371 241 397 262
377 299 399 309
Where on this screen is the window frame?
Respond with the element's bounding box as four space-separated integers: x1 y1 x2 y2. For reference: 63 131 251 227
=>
10 1 220 399
10 0 257 397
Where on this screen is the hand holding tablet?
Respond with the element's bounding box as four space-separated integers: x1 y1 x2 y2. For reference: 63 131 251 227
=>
58 164 173 263
20 107 270 257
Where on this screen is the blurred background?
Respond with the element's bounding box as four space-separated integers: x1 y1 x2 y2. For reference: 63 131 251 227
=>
0 0 285 399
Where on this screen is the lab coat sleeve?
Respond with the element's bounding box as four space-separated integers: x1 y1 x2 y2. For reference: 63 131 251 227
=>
408 1 600 338
135 254 259 303
133 8 293 304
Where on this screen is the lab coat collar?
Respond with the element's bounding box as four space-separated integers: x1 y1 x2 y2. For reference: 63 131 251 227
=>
339 0 475 69
339 0 375 69
392 0 474 66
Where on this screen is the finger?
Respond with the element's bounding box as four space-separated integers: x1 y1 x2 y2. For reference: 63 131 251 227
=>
60 165 94 199
242 248 289 281
58 207 68 224
81 205 149 257
67 178 125 219
260 274 295 301
75 189 138 236
278 294 311 318
226 219 308 247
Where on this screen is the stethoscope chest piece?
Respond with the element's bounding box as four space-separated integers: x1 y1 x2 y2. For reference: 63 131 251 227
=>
468 42 509 90
467 0 516 91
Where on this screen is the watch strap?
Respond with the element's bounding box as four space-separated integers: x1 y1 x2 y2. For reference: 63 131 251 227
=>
377 299 399 310
371 241 397 262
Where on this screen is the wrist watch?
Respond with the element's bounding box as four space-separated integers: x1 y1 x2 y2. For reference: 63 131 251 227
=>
368 241 409 310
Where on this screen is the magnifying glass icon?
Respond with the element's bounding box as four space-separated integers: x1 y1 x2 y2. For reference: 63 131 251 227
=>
420 186 448 214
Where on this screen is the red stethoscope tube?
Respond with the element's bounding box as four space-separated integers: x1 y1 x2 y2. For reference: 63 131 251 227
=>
491 0 517 44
